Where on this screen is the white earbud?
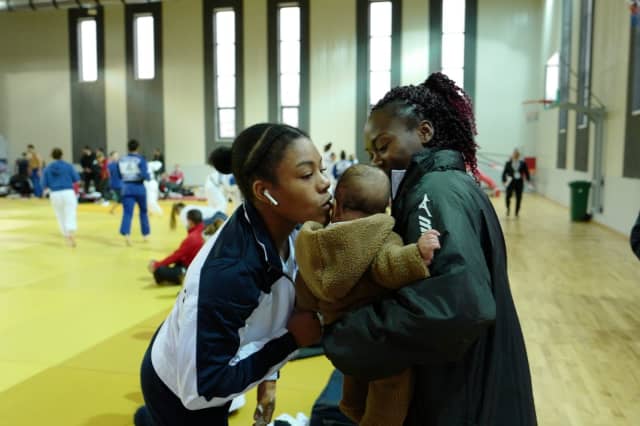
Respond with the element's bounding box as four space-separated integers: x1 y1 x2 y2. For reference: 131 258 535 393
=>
263 190 279 206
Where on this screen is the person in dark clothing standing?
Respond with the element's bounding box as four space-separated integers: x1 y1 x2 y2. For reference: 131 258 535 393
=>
15 152 29 177
502 149 531 217
80 146 98 194
10 153 33 196
322 73 537 426
631 212 640 260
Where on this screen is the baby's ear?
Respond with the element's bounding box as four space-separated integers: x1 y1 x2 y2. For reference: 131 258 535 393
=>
329 200 339 223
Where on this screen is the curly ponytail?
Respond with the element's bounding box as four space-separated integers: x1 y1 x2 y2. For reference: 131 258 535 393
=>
372 72 479 176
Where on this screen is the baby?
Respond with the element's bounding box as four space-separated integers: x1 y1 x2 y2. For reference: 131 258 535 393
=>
295 164 440 426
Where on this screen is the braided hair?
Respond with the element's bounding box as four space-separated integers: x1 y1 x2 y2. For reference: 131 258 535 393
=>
214 123 309 201
371 72 479 175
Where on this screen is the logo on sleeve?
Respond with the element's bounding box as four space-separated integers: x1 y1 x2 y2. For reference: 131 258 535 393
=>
418 194 432 232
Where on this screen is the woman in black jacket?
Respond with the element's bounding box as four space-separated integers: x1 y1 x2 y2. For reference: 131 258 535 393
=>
322 73 537 425
502 149 531 217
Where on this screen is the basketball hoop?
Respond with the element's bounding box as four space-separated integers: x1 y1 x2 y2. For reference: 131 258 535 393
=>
522 99 554 123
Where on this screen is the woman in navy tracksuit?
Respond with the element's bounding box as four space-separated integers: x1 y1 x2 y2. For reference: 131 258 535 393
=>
134 123 330 426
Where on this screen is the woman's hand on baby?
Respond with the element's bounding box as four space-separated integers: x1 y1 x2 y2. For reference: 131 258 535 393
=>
417 229 441 266
287 311 322 347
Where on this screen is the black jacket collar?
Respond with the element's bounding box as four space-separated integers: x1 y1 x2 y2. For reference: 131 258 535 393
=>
394 148 466 204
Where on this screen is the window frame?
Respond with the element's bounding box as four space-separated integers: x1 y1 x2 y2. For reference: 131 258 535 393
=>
124 2 164 156
204 0 244 152
556 0 572 169
355 0 402 162
574 0 594 172
623 7 640 177
576 0 594 129
545 52 560 103
133 13 156 81
367 1 394 109
68 7 107 162
268 0 310 131
631 23 640 116
428 0 477 99
77 17 99 83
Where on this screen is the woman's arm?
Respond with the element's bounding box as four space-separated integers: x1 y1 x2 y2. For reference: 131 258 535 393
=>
323 175 496 380
175 259 298 407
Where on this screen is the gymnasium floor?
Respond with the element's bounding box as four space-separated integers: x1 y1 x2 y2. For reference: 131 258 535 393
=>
0 194 638 425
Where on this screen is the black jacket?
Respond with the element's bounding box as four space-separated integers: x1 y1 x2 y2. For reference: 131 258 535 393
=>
323 148 537 425
80 153 97 173
631 212 640 260
502 159 530 183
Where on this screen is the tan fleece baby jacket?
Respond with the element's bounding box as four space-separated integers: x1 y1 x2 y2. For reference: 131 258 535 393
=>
294 213 429 324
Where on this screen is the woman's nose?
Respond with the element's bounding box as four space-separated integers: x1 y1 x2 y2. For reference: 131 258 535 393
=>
319 171 330 192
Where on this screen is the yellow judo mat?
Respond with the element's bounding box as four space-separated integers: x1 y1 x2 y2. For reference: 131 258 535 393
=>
0 195 638 425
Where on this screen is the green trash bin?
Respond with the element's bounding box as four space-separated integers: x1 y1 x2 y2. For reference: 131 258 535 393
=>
568 181 591 221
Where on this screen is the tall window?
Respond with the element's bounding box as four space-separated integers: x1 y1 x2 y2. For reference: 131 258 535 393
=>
125 3 164 156
545 52 560 102
574 0 593 172
624 6 640 177
278 5 301 126
557 0 572 169
134 14 155 80
577 0 593 128
268 0 309 130
69 7 106 162
429 0 476 97
632 22 640 115
204 0 243 152
214 9 237 138
355 0 401 161
78 18 98 82
369 1 392 107
441 0 465 88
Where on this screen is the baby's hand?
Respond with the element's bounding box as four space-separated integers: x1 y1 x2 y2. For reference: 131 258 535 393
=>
417 229 441 266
